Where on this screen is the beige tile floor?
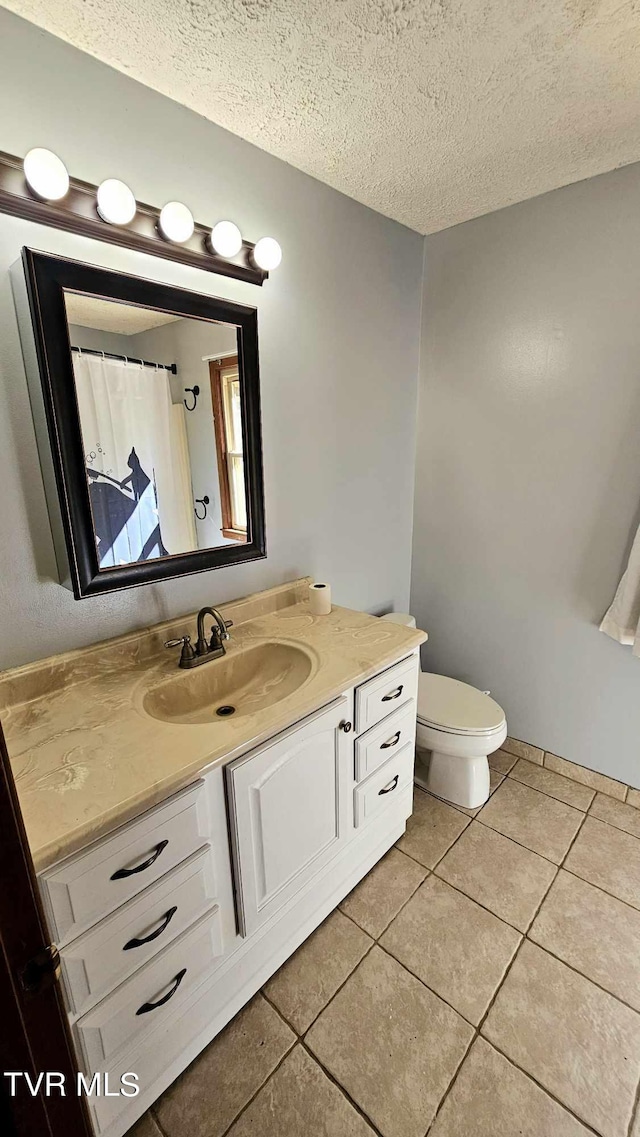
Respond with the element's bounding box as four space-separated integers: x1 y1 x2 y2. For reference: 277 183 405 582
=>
131 752 640 1137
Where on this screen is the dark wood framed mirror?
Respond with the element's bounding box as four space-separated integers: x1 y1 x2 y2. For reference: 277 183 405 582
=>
14 248 266 598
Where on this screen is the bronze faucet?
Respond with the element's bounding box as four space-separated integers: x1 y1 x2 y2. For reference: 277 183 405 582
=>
165 606 233 669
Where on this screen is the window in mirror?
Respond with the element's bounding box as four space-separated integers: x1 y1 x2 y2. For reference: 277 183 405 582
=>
210 355 247 541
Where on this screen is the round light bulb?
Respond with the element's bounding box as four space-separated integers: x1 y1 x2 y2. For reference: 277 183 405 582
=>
23 147 69 202
96 178 136 225
209 220 243 258
253 236 282 271
158 201 194 244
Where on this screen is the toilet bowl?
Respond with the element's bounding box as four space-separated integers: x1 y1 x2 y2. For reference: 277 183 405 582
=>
381 614 507 809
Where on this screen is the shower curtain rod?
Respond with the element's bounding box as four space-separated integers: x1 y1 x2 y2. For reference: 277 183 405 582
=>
70 345 177 374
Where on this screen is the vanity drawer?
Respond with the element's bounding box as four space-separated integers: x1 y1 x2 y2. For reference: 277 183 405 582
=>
88 955 229 1135
354 654 419 735
355 703 417 782
60 845 216 1016
40 780 209 943
74 905 223 1072
353 743 415 828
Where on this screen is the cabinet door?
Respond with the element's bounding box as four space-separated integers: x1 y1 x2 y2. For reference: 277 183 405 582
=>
226 698 352 936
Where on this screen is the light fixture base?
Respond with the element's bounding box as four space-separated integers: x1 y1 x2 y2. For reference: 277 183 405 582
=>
0 150 269 287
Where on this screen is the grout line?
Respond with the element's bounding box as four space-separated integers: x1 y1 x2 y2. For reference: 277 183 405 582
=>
432 857 558 935
262 934 378 1039
560 864 640 915
474 932 526 1034
414 780 586 871
525 929 640 1016
375 934 522 1031
423 1024 476 1135
540 753 634 809
215 1030 297 1137
587 803 640 842
486 774 587 819
558 805 588 866
419 777 640 898
337 906 381 939
259 986 306 1037
339 866 429 941
424 937 530 1134
478 1034 604 1137
504 742 638 810
298 1039 386 1137
506 762 595 812
474 900 606 1136
473 814 582 867
395 846 433 874
422 779 503 822
265 868 439 1043
468 816 558 865
401 787 545 880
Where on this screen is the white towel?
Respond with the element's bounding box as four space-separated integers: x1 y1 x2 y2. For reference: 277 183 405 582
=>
600 520 640 657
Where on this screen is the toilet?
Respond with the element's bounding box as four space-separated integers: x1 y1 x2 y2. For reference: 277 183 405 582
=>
381 613 507 809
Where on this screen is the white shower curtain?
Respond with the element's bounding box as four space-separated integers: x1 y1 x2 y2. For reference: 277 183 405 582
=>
73 354 196 567
600 521 640 657
169 403 198 552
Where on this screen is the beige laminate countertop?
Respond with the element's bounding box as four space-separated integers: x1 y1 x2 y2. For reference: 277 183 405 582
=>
3 592 426 873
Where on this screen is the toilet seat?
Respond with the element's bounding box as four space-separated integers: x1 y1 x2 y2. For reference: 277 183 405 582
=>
417 674 505 737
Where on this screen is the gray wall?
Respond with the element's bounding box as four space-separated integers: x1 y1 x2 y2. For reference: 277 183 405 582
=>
0 9 422 670
68 324 133 356
412 162 640 786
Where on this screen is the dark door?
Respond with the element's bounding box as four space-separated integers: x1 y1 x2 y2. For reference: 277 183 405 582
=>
0 720 92 1136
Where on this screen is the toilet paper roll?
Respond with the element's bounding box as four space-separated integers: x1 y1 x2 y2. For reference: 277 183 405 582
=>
309 582 332 615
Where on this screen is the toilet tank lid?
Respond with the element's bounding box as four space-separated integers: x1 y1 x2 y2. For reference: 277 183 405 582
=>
381 612 416 628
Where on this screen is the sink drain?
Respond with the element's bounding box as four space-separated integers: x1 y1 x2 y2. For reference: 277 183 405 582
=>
215 704 236 717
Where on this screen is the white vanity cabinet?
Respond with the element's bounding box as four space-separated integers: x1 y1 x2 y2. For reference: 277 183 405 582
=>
37 651 419 1137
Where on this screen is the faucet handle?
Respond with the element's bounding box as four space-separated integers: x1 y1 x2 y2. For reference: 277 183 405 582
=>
164 635 196 665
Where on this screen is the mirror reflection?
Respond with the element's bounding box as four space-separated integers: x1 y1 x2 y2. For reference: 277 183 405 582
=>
63 292 248 571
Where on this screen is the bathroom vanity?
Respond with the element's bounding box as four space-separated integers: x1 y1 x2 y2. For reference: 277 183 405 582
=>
2 580 426 1137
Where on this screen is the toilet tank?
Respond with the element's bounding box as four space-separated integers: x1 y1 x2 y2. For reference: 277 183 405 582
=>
381 612 416 629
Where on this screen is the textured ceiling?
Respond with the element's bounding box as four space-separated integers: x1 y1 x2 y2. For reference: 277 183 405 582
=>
4 0 640 233
65 294 180 335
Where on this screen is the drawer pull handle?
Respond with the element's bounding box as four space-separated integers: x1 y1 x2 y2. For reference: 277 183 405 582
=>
381 730 401 749
110 839 169 881
135 968 187 1016
378 774 400 796
382 684 404 702
123 906 178 951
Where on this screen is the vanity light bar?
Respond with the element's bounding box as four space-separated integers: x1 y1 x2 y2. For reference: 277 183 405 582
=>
0 149 281 287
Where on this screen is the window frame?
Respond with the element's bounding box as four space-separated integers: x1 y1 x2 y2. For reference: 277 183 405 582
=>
209 354 248 542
